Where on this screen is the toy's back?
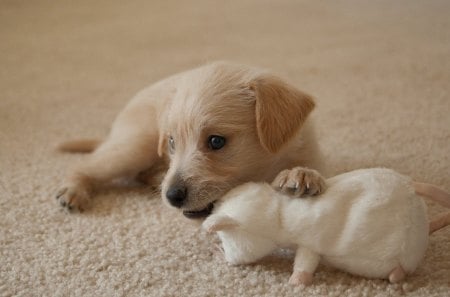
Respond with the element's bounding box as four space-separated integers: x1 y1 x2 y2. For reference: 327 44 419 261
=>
283 168 429 278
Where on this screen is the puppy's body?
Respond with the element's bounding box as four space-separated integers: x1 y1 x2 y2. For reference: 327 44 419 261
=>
204 168 450 284
57 62 325 214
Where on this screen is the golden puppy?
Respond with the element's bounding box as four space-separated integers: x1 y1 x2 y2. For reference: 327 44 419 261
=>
56 61 326 217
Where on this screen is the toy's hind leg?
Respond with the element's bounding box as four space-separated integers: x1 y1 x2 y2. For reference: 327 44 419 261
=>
429 212 450 234
388 265 406 283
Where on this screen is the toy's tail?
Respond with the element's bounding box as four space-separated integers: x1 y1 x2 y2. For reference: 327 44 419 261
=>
57 138 102 153
413 182 450 234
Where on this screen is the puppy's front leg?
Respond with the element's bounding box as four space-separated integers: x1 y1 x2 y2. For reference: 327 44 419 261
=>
56 135 159 211
272 167 326 197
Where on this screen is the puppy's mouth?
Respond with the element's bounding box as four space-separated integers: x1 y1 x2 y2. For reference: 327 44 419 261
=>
183 202 215 219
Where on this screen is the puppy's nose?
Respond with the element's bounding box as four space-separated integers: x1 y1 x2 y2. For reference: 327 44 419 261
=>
166 184 187 208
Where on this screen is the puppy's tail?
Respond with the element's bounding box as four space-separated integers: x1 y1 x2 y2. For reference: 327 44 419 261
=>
57 138 102 153
413 182 450 234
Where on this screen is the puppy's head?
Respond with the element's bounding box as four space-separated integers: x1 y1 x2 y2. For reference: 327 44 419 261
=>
159 62 315 219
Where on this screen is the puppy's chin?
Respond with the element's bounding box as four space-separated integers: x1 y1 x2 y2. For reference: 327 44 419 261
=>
182 202 215 219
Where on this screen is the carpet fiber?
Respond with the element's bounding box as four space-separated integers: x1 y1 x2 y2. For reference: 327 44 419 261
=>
1 0 449 296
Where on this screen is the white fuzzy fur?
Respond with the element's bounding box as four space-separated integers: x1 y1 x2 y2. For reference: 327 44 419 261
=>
203 168 430 282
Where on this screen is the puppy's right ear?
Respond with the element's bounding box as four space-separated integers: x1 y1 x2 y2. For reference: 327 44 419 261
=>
203 215 239 233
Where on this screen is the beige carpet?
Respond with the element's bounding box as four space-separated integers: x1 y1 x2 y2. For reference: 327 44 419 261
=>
1 0 449 296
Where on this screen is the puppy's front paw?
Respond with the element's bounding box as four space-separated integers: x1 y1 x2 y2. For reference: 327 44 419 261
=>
55 184 90 212
272 167 326 197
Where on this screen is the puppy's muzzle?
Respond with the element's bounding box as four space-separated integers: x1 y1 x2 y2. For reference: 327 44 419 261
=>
166 183 188 208
165 175 215 219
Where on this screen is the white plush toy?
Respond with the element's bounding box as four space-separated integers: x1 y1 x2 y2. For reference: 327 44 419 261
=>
203 168 450 285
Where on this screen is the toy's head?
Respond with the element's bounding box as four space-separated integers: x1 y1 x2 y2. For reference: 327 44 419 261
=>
202 182 283 264
203 214 278 265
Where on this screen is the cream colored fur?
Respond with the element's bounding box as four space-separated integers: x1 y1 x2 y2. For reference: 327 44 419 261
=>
57 61 325 213
204 168 450 285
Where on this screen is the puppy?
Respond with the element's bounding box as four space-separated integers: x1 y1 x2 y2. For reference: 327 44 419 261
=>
56 61 326 217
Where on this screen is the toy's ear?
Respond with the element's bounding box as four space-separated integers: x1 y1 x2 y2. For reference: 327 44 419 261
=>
250 75 315 153
203 215 239 233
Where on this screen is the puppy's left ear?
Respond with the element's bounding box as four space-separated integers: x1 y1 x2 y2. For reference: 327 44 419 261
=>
250 75 315 153
203 215 239 233
157 132 166 157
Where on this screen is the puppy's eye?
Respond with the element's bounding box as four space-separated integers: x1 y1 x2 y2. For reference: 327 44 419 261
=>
168 136 175 153
208 135 226 150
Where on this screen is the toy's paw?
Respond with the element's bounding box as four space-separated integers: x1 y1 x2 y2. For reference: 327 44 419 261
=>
212 243 227 262
388 265 406 283
272 167 326 197
289 271 313 286
55 183 90 212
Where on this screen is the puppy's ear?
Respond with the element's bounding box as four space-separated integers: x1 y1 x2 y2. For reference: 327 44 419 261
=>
250 75 315 153
157 132 167 157
203 215 239 233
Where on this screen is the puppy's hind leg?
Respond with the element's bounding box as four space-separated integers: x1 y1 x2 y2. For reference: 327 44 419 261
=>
56 134 159 211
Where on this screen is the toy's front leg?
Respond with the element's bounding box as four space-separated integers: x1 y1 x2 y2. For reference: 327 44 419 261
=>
272 167 326 198
289 246 320 286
